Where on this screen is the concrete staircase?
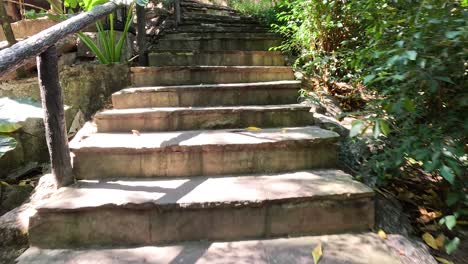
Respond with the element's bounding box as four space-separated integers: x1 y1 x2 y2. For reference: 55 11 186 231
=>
18 1 401 263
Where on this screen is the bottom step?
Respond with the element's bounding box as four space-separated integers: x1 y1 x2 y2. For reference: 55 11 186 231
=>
18 233 401 264
29 170 374 248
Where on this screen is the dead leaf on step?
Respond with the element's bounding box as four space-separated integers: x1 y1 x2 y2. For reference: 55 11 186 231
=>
312 242 322 264
422 232 439 250
132 130 141 136
435 234 445 248
246 126 262 131
417 208 442 224
434 257 454 264
378 229 388 240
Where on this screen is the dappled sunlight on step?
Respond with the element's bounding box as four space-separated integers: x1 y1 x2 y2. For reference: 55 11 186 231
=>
37 170 372 211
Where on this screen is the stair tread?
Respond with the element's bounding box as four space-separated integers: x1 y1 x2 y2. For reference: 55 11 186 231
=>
148 50 282 55
36 169 372 212
115 81 300 95
19 233 401 264
70 126 339 151
131 65 292 71
157 35 278 40
96 104 310 117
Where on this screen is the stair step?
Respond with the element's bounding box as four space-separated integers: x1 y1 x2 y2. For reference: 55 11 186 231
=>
181 13 259 24
180 1 236 12
162 32 278 40
182 6 238 16
148 50 285 66
70 126 339 179
169 24 270 33
131 66 294 86
112 81 301 108
183 0 230 8
20 233 401 263
153 36 281 51
28 170 374 247
95 104 314 132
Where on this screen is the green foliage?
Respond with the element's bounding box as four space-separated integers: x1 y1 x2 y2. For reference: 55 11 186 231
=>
0 121 21 158
78 2 135 64
227 0 279 25
275 0 467 253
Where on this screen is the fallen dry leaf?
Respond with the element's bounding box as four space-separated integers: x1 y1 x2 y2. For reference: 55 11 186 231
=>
378 229 388 240
434 257 454 264
311 242 322 264
435 234 445 248
246 126 262 131
422 232 439 250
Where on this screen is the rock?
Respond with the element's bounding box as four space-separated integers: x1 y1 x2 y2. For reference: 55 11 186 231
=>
385 234 437 264
375 193 413 236
0 173 57 247
58 52 77 67
313 113 349 137
0 98 72 177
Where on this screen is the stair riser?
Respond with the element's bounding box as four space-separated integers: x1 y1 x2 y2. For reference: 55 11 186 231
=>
95 109 315 132
29 196 374 248
184 0 229 7
153 38 281 51
181 16 258 24
149 52 285 66
72 141 338 179
131 67 294 86
163 32 277 39
182 7 237 16
173 25 269 33
112 87 299 108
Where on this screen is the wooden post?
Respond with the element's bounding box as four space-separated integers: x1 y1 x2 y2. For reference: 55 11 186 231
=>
37 46 74 187
136 4 147 66
0 1 16 45
174 0 181 26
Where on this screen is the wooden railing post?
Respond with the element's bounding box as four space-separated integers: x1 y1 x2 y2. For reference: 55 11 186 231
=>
37 46 74 187
174 0 181 26
136 4 147 66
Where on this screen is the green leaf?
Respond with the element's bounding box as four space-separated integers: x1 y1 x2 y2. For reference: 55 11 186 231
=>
445 31 461 39
434 76 455 84
373 120 381 138
446 193 460 207
445 237 460 255
403 98 415 112
440 165 455 184
405 50 417 60
0 135 17 158
0 120 22 133
78 33 109 64
136 0 148 6
363 74 375 85
441 215 457 230
350 120 363 137
379 120 390 136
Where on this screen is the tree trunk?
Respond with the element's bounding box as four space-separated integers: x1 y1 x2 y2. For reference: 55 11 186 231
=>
0 0 16 45
37 46 74 187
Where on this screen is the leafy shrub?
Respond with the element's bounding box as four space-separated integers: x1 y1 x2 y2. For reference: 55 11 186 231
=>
227 0 279 24
274 0 467 253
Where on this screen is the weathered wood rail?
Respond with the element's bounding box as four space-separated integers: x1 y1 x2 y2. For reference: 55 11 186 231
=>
0 1 150 187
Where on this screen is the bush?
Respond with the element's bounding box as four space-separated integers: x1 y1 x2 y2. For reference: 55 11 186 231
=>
274 0 467 253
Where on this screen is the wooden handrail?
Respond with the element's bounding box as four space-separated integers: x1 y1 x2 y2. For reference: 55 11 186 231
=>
0 1 148 187
0 1 118 77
